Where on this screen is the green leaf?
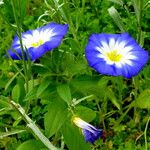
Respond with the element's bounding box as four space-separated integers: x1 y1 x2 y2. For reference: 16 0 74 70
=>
57 84 72 104
108 6 125 32
5 72 19 91
24 79 39 101
25 79 39 93
108 0 124 6
23 86 38 102
12 79 25 102
17 139 45 150
75 106 96 122
61 122 90 150
135 90 150 108
20 0 28 22
0 96 11 108
71 75 104 97
107 88 121 110
36 78 51 97
44 98 68 137
12 84 20 103
0 129 25 139
132 0 144 23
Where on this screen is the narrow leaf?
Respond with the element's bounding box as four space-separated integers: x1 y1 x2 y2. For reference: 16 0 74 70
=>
107 88 121 110
0 129 25 139
12 84 20 103
132 0 144 23
108 6 125 32
5 72 19 91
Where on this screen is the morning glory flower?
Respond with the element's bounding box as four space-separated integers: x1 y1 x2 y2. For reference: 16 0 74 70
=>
85 33 149 78
73 117 103 144
7 22 68 60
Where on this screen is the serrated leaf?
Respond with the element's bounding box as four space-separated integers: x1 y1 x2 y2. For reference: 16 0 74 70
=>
17 139 45 150
108 6 125 32
61 122 90 150
57 84 71 104
135 90 150 108
36 79 51 97
44 98 68 137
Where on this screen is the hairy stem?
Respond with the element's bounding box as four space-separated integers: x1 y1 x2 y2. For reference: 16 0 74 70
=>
10 101 59 150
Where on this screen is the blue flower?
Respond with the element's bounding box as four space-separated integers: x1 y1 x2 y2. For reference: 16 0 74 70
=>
73 117 103 144
85 33 149 78
7 22 68 60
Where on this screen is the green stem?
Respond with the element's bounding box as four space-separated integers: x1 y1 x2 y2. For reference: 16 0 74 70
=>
10 101 59 150
72 95 94 106
117 101 135 124
95 99 106 130
52 0 82 51
11 0 29 93
132 0 144 44
144 116 150 150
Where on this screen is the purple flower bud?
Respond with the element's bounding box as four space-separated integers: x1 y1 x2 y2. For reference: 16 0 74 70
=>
73 117 103 144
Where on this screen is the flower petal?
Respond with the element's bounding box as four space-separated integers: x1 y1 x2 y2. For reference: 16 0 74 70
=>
73 117 103 144
82 128 103 144
7 22 68 60
85 32 149 78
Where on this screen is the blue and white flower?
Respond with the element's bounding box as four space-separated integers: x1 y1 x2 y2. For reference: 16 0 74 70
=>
85 33 149 78
7 22 68 60
73 117 103 144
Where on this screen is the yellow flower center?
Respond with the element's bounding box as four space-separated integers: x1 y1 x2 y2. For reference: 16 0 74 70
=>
106 50 122 62
31 39 44 47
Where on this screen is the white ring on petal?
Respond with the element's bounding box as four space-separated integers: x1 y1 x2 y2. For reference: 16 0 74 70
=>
95 38 139 67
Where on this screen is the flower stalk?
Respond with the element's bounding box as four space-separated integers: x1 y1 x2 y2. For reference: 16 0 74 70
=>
11 0 29 92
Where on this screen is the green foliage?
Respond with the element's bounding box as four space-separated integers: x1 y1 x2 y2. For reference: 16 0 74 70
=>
12 78 25 103
16 139 45 150
36 78 51 98
75 105 96 122
61 122 91 150
135 90 150 108
108 6 125 32
57 83 72 104
44 98 68 138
